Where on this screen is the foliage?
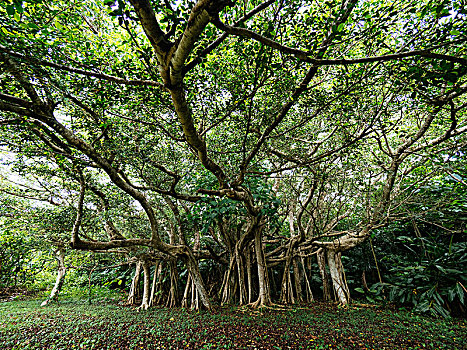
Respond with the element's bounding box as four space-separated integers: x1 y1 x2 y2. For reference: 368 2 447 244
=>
383 235 466 318
0 0 466 312
0 213 54 290
349 216 466 318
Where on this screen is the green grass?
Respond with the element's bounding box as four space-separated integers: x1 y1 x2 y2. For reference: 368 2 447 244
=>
0 300 465 349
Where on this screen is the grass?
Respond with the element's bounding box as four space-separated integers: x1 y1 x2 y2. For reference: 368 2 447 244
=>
0 299 465 349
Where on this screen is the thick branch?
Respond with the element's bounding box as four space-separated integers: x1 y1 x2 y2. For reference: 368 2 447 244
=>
128 0 173 61
170 0 213 84
184 0 276 74
169 86 228 187
213 22 466 67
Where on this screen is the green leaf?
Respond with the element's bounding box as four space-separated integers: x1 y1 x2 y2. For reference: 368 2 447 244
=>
28 22 40 30
450 29 460 36
6 4 15 16
416 300 430 312
14 1 23 13
456 283 465 305
1 27 11 35
432 303 450 318
447 288 455 302
54 18 63 30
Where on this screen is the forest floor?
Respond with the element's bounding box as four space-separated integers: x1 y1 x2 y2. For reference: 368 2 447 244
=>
0 298 465 350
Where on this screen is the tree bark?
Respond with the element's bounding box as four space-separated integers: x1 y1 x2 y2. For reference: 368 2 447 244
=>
182 273 191 308
280 253 294 304
292 257 303 303
300 254 314 302
246 245 253 303
166 260 179 308
252 227 272 307
127 261 142 305
221 255 236 305
235 249 247 305
41 248 66 306
317 248 332 301
327 250 350 305
149 261 160 307
139 260 151 310
183 252 212 310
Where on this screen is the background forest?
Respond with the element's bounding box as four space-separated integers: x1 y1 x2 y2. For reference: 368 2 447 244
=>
0 0 466 322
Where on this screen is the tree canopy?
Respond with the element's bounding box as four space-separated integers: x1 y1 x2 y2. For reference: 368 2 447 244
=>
0 0 466 312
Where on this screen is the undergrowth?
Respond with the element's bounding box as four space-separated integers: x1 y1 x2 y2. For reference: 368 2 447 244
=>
0 300 465 349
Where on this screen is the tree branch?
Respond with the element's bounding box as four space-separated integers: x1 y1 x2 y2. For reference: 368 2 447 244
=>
184 0 276 74
0 45 167 89
233 0 359 186
128 0 173 61
213 23 466 67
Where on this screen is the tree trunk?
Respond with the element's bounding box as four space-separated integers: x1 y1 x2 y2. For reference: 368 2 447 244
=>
280 254 294 304
191 278 199 310
327 250 350 305
246 245 253 303
127 261 142 305
139 260 151 310
41 248 66 306
292 257 303 303
235 249 247 305
252 228 272 307
301 255 314 302
221 255 236 305
166 260 179 308
184 253 212 310
317 248 332 301
149 261 161 307
182 274 191 308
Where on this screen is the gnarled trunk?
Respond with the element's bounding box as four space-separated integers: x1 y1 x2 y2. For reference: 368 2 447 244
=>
246 245 253 303
327 250 350 305
41 248 66 306
139 260 151 310
183 252 212 310
220 255 236 305
166 260 180 308
317 248 332 301
182 273 191 308
149 261 161 307
292 257 303 303
235 249 247 305
301 255 314 302
253 227 272 307
127 261 142 305
280 250 295 304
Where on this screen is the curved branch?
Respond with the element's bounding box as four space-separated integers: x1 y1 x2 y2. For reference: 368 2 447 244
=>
0 45 167 89
213 21 466 67
128 0 173 60
184 0 276 74
233 0 359 186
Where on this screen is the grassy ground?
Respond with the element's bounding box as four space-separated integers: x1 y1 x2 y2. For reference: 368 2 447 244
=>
0 299 465 350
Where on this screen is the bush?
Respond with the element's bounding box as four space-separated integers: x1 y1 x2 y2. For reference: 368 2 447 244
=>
377 236 466 317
